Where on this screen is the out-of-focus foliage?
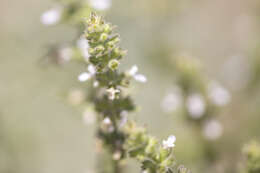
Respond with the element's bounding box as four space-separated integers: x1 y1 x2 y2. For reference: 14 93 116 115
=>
242 141 260 173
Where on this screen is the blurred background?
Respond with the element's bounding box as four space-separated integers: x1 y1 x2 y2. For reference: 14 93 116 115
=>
1 0 260 173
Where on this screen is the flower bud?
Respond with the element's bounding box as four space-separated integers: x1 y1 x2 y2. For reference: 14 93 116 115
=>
88 47 95 55
100 33 108 42
87 26 94 33
108 59 120 70
103 24 112 33
95 45 105 53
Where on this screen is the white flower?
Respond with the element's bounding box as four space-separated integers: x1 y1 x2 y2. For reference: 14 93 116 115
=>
203 120 223 140
78 65 96 82
77 36 90 61
134 74 147 83
113 150 122 160
127 65 147 83
106 87 120 100
78 72 91 82
89 0 111 11
128 65 138 76
161 87 182 113
208 81 231 106
162 135 176 149
103 117 112 125
87 64 96 74
102 117 114 132
93 81 99 88
186 93 205 119
41 7 61 26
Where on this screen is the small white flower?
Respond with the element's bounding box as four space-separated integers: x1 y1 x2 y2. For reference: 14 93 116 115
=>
186 93 205 119
112 150 122 160
106 87 120 100
78 64 96 82
93 81 99 88
103 117 112 125
41 7 61 26
128 65 138 76
102 117 114 132
88 64 96 75
161 87 182 113
134 74 147 83
208 81 231 106
127 65 147 83
89 0 111 11
77 36 90 61
203 120 223 140
78 72 92 82
162 135 176 149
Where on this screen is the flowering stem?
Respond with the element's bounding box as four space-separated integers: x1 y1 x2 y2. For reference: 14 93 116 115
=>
60 12 190 173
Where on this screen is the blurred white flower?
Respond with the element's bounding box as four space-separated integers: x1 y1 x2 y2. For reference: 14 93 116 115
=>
82 108 96 125
134 74 147 83
78 65 96 82
113 150 122 160
93 81 99 88
106 87 120 100
128 65 138 76
161 87 182 113
102 117 114 132
41 7 61 26
77 36 90 61
127 65 147 83
162 135 176 149
89 0 111 10
203 120 223 140
58 47 72 64
208 81 231 106
103 117 112 125
186 93 205 119
78 72 91 82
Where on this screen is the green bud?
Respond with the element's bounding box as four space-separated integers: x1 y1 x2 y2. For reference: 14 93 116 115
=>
95 45 105 52
113 37 120 44
88 47 95 55
107 41 115 49
108 59 119 70
159 147 170 161
104 24 112 33
87 26 94 32
145 137 157 154
100 33 108 42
